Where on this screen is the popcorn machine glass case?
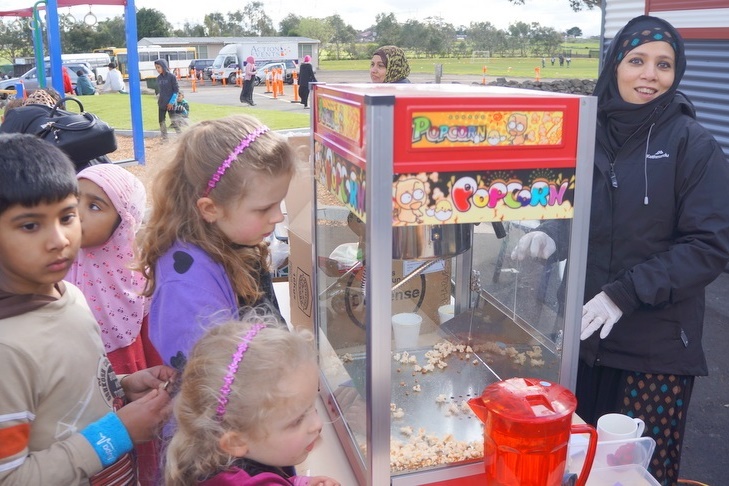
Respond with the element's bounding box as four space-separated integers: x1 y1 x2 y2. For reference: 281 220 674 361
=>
310 83 596 485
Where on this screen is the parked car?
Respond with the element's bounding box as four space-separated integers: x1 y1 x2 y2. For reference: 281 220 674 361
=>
211 63 240 85
255 60 298 86
189 58 215 79
0 62 95 99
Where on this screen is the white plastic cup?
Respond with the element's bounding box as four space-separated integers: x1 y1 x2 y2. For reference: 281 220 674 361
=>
597 413 645 442
438 304 455 324
391 312 422 350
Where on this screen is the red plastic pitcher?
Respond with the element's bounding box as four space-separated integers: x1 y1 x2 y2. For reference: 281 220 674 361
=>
468 377 597 486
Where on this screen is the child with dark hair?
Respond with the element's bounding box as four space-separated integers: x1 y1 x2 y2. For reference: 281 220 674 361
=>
76 69 96 95
0 133 174 485
154 59 180 142
170 90 190 131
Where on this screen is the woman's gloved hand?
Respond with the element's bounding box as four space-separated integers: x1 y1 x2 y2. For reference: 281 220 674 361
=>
510 231 556 261
581 291 623 340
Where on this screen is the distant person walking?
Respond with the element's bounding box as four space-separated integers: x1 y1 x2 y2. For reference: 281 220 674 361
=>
154 59 180 142
559 54 564 67
240 56 256 106
298 55 317 108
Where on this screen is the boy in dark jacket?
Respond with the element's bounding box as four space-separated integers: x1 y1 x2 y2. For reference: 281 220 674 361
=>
153 59 180 142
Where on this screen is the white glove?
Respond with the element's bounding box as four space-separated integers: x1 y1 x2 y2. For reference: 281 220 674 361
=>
510 231 556 261
581 291 623 340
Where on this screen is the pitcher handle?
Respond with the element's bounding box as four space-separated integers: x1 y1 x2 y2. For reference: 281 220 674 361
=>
570 423 597 486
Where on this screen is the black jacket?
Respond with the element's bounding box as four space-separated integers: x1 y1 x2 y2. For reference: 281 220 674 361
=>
298 62 316 89
154 59 179 108
579 93 729 376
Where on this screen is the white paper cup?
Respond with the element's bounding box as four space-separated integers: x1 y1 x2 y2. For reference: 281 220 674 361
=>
597 413 645 442
438 304 455 324
392 312 422 350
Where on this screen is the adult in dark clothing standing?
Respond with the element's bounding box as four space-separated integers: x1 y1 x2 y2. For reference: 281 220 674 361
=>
154 59 180 142
240 56 256 106
512 16 729 486
297 55 317 108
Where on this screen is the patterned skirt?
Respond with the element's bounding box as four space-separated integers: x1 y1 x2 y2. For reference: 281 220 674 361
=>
576 361 695 486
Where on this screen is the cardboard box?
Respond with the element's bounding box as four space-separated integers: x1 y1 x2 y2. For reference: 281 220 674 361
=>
285 134 315 332
285 135 452 342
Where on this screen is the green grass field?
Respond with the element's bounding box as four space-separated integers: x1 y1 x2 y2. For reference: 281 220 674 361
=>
320 57 598 79
75 93 309 131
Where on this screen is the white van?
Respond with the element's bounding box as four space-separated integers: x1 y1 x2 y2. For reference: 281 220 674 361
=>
45 53 111 84
210 42 299 84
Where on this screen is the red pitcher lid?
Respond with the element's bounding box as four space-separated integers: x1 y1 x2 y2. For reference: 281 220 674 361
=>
477 377 577 423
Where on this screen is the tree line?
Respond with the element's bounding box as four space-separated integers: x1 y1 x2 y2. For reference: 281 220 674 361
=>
0 0 599 62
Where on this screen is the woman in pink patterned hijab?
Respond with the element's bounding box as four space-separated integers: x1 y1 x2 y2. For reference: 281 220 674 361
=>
66 164 149 374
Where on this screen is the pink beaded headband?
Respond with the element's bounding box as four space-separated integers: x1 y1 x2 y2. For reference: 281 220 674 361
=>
202 126 270 198
216 323 266 419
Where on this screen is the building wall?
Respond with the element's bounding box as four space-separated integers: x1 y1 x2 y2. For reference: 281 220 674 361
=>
603 0 729 155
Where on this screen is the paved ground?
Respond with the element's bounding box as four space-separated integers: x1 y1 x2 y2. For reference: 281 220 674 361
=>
178 68 489 111
181 71 729 484
679 270 729 485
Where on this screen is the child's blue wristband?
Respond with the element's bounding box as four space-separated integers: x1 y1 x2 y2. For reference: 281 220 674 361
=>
80 412 133 467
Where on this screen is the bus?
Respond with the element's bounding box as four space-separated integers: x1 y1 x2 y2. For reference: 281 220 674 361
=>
93 47 125 67
45 52 111 84
114 46 196 79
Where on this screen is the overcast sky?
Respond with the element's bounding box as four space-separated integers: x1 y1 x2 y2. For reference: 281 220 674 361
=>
0 0 603 37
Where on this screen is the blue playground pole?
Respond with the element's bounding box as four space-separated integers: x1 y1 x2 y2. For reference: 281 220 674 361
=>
125 0 146 164
45 0 64 96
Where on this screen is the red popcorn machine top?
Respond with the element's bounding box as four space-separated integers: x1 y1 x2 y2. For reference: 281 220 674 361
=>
308 82 597 485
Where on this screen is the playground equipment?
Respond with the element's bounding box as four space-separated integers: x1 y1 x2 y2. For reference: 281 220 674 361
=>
0 0 146 164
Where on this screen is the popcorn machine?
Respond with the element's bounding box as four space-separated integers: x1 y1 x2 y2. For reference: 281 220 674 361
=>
309 83 596 485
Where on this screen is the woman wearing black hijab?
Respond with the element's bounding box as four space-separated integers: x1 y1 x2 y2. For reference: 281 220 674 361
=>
512 15 729 485
575 16 729 485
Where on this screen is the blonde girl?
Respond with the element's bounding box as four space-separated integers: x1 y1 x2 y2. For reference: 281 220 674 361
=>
164 309 339 486
134 114 295 371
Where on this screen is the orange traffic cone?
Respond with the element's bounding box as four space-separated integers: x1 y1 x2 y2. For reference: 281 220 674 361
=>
265 69 272 93
276 68 284 96
292 71 299 102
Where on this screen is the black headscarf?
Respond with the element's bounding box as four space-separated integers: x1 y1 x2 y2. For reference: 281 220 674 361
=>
593 15 686 157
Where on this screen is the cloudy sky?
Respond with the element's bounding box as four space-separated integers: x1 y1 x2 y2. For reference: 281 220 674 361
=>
1 0 603 37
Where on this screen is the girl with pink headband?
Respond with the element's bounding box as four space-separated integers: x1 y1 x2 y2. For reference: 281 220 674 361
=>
164 310 339 485
134 114 296 374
